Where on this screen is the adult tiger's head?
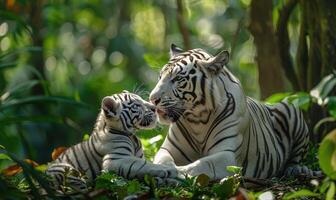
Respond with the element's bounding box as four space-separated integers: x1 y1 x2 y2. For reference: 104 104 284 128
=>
149 44 230 124
101 91 157 132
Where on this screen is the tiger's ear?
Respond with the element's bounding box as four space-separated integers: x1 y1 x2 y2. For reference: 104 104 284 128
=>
101 97 121 118
200 50 229 74
170 43 184 58
122 90 129 93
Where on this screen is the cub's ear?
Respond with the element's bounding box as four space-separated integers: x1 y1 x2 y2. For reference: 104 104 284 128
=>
122 90 129 93
170 43 184 58
200 50 229 74
101 97 121 118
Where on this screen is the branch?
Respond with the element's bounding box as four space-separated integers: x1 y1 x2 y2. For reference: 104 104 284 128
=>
276 0 300 91
176 0 191 49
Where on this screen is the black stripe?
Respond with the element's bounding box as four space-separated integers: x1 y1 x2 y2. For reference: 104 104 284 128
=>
167 134 192 162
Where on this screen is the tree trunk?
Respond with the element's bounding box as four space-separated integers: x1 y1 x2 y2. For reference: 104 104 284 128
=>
249 0 285 99
29 0 46 96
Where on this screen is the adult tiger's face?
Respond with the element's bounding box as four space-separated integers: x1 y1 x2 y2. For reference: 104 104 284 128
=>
149 44 229 124
102 91 157 132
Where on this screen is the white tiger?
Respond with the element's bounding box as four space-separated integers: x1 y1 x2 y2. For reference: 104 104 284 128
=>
46 91 177 192
149 44 314 180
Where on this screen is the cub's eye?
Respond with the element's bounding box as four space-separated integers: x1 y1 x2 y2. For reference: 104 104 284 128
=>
132 104 138 109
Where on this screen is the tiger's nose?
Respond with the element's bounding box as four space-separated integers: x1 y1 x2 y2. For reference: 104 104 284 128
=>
150 97 161 105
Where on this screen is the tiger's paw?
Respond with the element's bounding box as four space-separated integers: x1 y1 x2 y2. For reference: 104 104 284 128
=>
284 165 322 178
149 166 178 179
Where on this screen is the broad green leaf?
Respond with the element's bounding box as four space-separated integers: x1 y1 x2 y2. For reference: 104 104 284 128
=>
319 129 336 180
287 92 311 111
283 189 320 199
226 166 242 174
326 182 335 200
265 92 292 104
310 74 336 105
320 180 331 194
213 176 239 198
327 96 336 119
194 174 210 187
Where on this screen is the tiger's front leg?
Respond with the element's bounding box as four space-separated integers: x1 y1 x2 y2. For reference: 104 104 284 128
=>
102 154 177 179
153 148 177 167
176 151 237 180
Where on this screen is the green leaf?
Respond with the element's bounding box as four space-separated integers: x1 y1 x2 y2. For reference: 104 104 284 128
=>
319 129 336 180
3 150 56 198
226 166 242 174
287 92 311 111
0 62 18 70
310 74 336 105
0 115 63 126
194 174 210 187
82 134 90 141
326 182 335 200
320 180 331 194
283 189 320 199
0 96 88 110
213 176 239 198
35 164 48 172
0 153 12 161
127 180 141 194
1 80 40 100
265 92 292 104
327 96 336 119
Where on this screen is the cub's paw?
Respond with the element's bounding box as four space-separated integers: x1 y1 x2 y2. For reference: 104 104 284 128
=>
163 166 178 178
149 165 178 178
154 177 180 186
284 165 322 178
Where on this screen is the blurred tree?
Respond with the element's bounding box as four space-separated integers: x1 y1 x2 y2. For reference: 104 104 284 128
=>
249 0 336 140
249 0 285 99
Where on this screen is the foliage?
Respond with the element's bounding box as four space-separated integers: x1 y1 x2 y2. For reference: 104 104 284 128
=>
266 73 336 138
79 166 242 199
319 129 336 180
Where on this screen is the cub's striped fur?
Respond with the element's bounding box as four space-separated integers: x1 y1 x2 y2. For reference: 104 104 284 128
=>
46 91 177 192
149 44 312 180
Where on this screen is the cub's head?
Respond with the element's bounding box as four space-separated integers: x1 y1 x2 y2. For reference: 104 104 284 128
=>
101 91 157 132
149 44 230 124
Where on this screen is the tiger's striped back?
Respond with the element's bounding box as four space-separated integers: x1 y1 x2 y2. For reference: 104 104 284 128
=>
240 98 309 178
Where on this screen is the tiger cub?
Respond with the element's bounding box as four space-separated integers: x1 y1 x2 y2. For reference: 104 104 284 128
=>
46 91 177 192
